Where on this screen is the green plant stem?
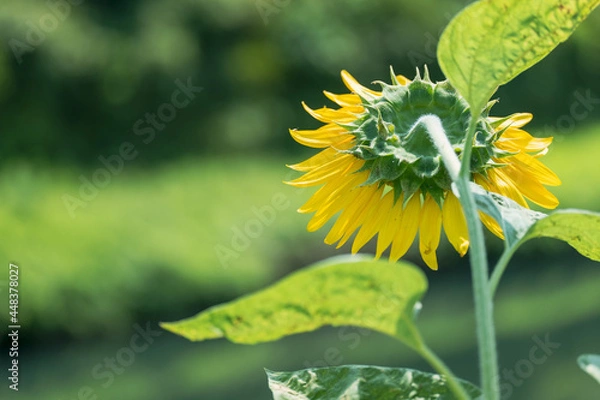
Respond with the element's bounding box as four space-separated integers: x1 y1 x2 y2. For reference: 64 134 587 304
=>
489 246 517 296
421 114 500 400
455 175 500 400
418 343 471 400
456 115 500 400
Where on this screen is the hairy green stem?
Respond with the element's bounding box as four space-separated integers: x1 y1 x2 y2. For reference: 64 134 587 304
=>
421 114 500 399
457 115 500 400
455 174 500 400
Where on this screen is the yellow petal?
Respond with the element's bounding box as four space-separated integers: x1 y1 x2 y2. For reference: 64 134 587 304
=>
389 193 421 262
352 190 393 254
336 185 383 248
474 175 505 239
501 165 559 209
300 171 366 214
323 91 363 110
487 168 528 207
286 154 361 188
324 185 376 245
442 191 469 257
287 148 339 172
525 137 554 153
289 126 354 149
496 128 553 153
375 193 403 258
480 211 504 239
340 70 382 99
419 194 442 270
490 113 533 131
395 75 411 85
511 153 561 186
302 102 358 124
306 181 364 231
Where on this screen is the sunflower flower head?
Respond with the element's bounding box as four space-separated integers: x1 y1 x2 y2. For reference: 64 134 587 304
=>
287 67 561 270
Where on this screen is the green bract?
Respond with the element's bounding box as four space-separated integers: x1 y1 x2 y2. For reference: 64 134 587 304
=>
345 68 504 205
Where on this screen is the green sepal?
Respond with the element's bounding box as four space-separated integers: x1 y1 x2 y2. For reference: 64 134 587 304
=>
412 156 441 179
407 79 434 108
392 180 404 204
422 180 445 208
400 170 423 206
347 68 502 200
363 157 405 186
389 65 401 85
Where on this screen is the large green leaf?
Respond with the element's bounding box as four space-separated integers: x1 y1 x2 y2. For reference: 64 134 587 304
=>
266 365 482 400
469 182 600 261
162 255 427 348
520 210 600 260
578 354 600 384
438 0 600 113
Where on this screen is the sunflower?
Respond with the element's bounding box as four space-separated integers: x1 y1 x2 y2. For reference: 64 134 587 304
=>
286 68 560 270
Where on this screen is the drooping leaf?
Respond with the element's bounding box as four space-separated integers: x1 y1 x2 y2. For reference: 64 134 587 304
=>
578 354 600 384
162 255 428 348
466 182 546 248
467 182 600 261
438 0 600 113
266 365 482 400
520 210 600 261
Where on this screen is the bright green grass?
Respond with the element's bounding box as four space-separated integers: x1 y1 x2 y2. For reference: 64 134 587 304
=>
0 157 315 334
543 123 600 211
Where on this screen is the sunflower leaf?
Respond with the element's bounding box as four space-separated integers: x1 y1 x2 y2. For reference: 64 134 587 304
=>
468 182 600 261
266 365 482 400
466 182 546 248
578 354 600 384
161 255 428 349
519 210 600 261
438 0 600 113
467 181 600 278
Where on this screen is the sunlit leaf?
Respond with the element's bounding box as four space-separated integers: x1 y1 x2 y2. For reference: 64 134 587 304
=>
267 365 482 400
578 354 600 384
162 255 427 348
520 210 600 261
468 182 600 261
438 0 600 113
467 182 546 248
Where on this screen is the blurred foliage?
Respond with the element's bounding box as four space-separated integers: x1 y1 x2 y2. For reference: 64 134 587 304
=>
1 0 599 164
0 157 314 335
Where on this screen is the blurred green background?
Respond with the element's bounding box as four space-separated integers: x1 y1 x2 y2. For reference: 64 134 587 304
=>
0 0 599 399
